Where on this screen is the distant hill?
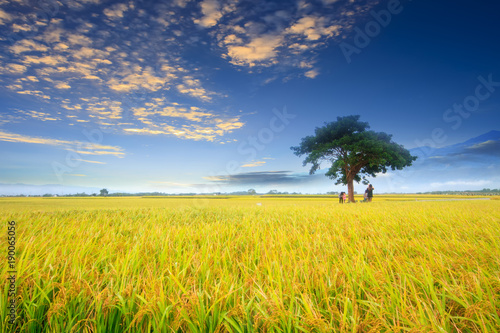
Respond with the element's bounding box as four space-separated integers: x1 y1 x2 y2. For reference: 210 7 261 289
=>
410 130 500 159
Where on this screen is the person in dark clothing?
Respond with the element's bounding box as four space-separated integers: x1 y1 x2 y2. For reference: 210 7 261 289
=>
365 184 374 202
339 191 345 204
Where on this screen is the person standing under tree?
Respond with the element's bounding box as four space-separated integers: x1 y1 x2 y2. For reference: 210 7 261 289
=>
365 184 374 202
339 191 345 204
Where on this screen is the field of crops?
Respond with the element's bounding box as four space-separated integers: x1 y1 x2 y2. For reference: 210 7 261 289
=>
1 196 500 332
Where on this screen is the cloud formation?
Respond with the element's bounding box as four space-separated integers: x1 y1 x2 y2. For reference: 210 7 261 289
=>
125 97 244 141
0 130 124 157
211 0 380 72
0 0 380 144
430 180 491 188
0 0 234 142
226 35 284 67
241 160 266 168
205 171 313 185
194 0 224 27
465 140 500 155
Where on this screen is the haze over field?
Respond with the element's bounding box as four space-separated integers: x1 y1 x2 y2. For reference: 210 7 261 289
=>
0 0 499 194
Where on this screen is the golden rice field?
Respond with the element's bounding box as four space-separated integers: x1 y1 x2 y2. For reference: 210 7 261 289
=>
1 195 500 332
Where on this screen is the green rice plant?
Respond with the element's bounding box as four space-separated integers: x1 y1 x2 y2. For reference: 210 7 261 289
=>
0 197 499 332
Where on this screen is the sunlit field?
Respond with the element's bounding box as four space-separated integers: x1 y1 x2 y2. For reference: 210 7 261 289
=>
2 196 499 332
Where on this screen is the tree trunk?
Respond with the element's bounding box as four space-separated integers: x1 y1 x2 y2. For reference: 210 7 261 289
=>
347 178 355 203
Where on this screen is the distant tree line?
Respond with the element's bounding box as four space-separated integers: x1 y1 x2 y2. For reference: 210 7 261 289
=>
416 189 500 195
4 188 498 197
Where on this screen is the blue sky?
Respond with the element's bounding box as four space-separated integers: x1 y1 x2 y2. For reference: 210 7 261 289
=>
0 0 499 195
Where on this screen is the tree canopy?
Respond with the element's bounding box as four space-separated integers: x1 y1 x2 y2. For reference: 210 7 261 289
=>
291 115 417 202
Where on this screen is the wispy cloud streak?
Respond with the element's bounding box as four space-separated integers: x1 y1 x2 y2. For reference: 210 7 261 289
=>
0 130 124 157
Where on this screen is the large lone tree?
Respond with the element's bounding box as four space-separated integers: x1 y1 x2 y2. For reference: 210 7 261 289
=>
291 115 417 202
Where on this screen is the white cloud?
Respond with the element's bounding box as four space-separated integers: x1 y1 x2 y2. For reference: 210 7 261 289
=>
74 159 106 164
16 110 60 121
226 35 284 67
10 40 49 53
0 1 231 142
213 0 380 76
107 67 170 92
126 98 245 141
15 90 51 99
84 98 123 120
304 69 319 79
2 63 28 74
374 172 393 178
66 33 93 46
22 55 66 66
430 180 491 188
54 81 71 89
103 3 129 19
0 0 381 143
0 130 124 157
0 8 12 25
195 0 223 27
11 23 34 33
287 16 341 41
241 161 266 168
174 0 192 7
467 140 497 150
